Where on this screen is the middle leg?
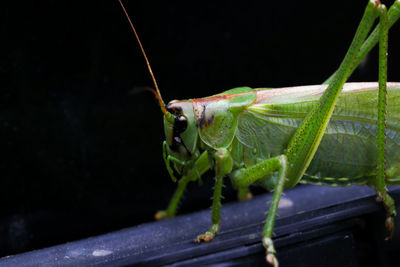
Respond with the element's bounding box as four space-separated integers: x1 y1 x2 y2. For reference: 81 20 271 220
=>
231 155 287 267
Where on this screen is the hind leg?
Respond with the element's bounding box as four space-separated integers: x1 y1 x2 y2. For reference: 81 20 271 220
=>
374 5 396 239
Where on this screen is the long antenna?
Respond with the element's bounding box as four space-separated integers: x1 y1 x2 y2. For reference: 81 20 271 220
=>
118 0 168 115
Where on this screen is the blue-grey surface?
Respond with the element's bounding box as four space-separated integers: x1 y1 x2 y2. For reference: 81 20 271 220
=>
1 185 399 266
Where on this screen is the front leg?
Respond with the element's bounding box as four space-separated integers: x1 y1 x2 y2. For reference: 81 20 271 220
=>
155 174 195 220
156 151 210 220
195 148 233 243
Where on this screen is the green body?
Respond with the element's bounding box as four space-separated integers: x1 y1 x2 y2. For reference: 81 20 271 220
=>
166 82 400 190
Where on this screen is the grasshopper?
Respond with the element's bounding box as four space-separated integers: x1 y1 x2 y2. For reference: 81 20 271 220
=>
120 0 400 266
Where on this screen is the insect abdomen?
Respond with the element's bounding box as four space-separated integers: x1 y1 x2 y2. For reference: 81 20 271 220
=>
300 174 370 187
235 83 400 186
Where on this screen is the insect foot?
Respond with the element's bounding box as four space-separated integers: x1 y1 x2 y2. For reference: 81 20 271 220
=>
385 216 395 241
154 211 166 221
263 237 279 267
194 224 220 243
237 190 253 202
154 210 171 221
194 232 214 243
384 198 397 240
375 192 397 240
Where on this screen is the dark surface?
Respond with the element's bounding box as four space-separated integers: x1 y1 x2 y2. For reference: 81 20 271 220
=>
1 0 400 257
1 185 400 267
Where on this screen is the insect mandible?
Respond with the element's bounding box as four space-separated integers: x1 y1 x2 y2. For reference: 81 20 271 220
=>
119 1 400 266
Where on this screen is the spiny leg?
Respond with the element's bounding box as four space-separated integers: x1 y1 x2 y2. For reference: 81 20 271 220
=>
156 151 210 220
195 148 233 243
375 5 397 239
231 155 287 267
263 156 287 267
324 0 400 84
155 174 194 220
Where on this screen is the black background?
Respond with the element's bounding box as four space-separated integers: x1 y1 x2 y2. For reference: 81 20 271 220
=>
1 0 400 256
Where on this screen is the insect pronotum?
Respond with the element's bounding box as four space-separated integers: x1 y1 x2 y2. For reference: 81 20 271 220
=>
119 0 400 266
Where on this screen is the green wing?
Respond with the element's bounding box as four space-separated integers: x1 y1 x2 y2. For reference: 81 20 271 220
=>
235 84 400 184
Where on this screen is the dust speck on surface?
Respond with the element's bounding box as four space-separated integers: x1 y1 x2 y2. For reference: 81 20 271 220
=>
92 249 112 257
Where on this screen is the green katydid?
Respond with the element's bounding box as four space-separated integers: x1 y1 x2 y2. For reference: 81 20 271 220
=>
119 0 400 266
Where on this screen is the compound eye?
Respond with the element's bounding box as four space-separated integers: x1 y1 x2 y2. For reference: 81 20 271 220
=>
175 115 187 134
